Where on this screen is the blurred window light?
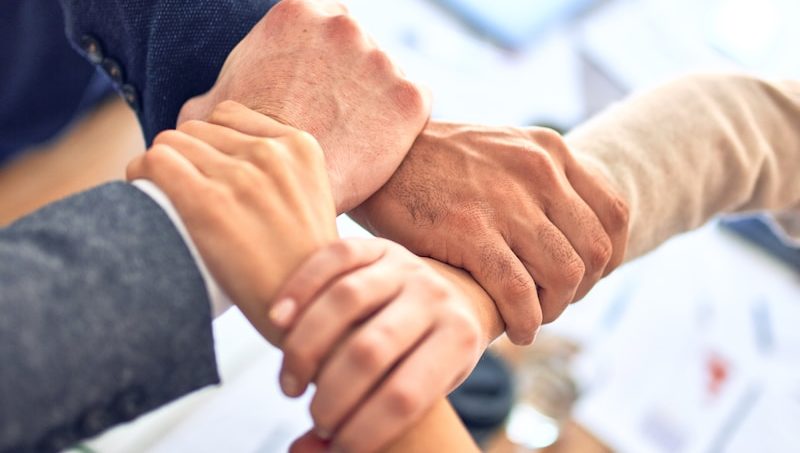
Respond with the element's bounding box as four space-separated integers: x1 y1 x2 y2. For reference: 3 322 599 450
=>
709 0 792 68
433 0 596 49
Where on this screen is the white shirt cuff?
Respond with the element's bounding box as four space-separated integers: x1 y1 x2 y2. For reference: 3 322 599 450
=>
132 179 234 318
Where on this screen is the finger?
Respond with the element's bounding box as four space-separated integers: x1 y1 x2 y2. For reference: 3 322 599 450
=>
206 100 294 137
464 234 542 346
543 188 612 302
178 119 271 158
151 129 233 178
514 215 584 325
270 239 387 330
289 431 329 453
308 290 435 437
331 323 467 453
565 157 630 276
279 259 405 397
128 144 207 212
178 119 290 178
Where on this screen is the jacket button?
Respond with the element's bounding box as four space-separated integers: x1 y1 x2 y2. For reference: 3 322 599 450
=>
102 58 125 85
121 84 140 112
79 34 104 65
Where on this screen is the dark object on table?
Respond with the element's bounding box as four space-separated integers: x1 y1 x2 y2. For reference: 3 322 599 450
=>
448 351 515 446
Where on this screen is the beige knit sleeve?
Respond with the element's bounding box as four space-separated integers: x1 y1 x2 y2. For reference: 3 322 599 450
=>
567 73 800 261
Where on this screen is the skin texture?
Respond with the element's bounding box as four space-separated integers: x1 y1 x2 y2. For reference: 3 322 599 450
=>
273 238 483 453
128 102 493 453
178 0 431 213
127 101 338 343
350 121 630 345
289 400 479 453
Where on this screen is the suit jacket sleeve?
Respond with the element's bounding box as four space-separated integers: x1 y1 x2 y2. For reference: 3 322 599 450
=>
0 182 219 453
57 0 279 144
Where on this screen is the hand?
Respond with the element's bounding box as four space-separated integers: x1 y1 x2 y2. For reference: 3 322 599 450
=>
178 0 431 213
127 101 338 343
350 122 629 345
272 238 484 453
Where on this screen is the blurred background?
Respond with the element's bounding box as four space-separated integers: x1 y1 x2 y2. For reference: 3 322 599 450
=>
3 0 799 452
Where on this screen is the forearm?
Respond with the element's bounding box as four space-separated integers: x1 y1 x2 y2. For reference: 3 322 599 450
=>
381 400 479 453
569 73 800 261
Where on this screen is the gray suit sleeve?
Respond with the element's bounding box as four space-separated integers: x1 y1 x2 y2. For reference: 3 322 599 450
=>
0 182 219 453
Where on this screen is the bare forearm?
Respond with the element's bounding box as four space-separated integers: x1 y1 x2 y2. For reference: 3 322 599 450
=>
381 400 479 453
569 74 800 261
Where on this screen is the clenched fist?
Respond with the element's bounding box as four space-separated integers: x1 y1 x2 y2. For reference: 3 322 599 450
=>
179 0 431 213
350 122 629 345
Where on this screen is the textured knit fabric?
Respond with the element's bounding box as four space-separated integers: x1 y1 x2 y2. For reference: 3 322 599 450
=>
58 0 280 144
0 183 218 453
568 73 800 262
1 1 279 450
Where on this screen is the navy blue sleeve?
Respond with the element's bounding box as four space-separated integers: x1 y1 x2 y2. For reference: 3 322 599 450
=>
0 0 112 164
57 0 279 144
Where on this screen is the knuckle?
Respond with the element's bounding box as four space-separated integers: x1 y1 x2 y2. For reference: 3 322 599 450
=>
282 343 311 372
244 136 273 159
384 383 420 417
348 334 384 372
326 14 361 42
426 278 452 303
456 203 492 234
528 150 560 183
177 119 207 135
587 235 613 271
392 79 427 120
330 278 363 310
366 48 394 74
531 127 567 152
607 195 631 234
451 311 482 352
272 0 304 15
144 144 172 167
229 163 262 196
198 184 229 208
505 267 537 302
288 130 323 161
563 256 586 288
152 129 182 146
207 100 242 123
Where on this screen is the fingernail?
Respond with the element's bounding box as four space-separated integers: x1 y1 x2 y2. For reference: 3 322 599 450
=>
280 372 301 396
316 428 332 440
270 298 297 327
